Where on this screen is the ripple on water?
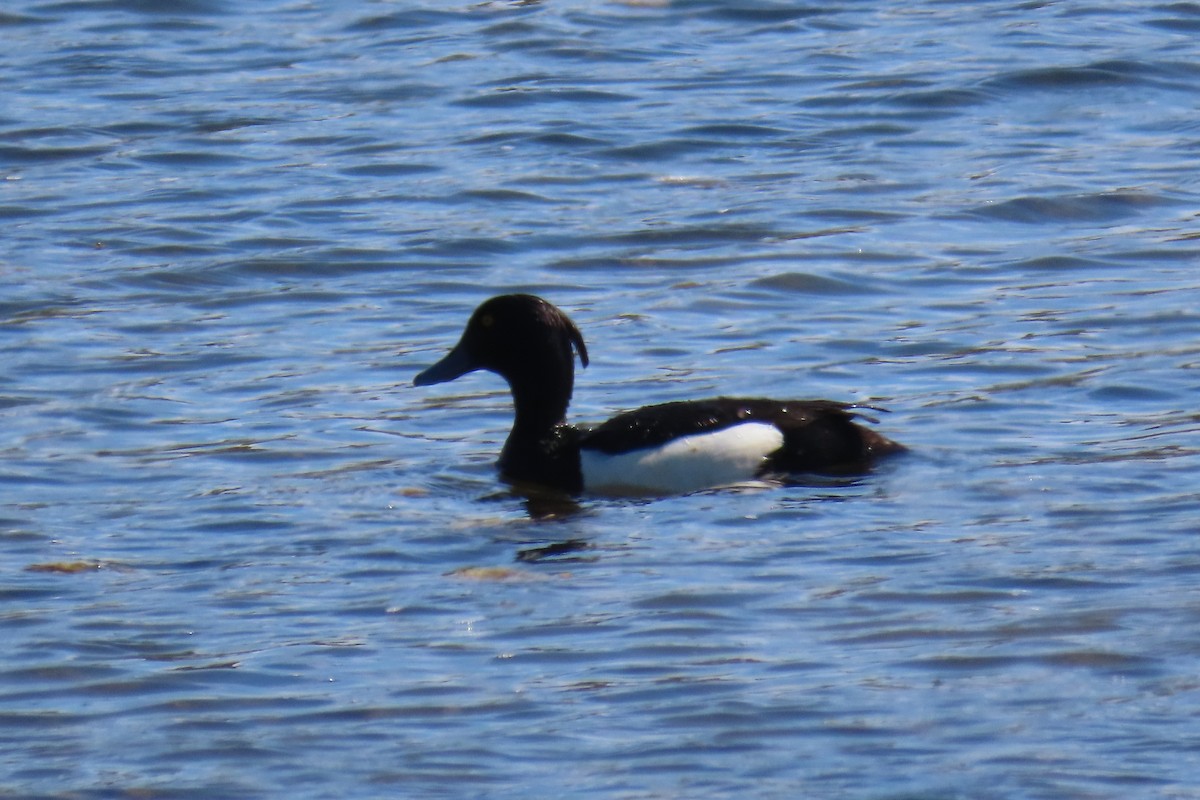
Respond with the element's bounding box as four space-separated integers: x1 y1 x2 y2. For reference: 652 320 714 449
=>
967 189 1178 224
986 58 1200 93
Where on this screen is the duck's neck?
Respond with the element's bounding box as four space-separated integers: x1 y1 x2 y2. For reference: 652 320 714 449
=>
494 350 581 491
508 373 572 440
497 375 582 492
498 360 574 470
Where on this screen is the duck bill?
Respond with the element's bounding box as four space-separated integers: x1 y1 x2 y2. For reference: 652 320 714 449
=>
413 341 477 387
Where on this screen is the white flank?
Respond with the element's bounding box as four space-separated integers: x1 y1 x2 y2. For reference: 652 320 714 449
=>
580 422 784 496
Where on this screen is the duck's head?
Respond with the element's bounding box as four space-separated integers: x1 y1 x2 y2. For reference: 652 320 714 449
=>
413 294 589 395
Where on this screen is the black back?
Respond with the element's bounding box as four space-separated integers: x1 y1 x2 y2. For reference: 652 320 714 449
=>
581 397 902 474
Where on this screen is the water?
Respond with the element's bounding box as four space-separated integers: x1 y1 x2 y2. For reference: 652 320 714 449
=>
3 1 1200 797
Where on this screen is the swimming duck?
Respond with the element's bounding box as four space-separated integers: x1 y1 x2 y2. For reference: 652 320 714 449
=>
414 294 903 496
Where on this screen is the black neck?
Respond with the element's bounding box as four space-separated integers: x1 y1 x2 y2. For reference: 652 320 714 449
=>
495 339 579 490
498 376 581 493
508 368 572 438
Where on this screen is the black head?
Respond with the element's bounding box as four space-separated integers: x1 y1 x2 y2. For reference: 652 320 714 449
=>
414 294 589 399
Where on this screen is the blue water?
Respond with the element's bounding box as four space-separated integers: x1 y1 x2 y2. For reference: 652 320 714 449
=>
3 1 1200 798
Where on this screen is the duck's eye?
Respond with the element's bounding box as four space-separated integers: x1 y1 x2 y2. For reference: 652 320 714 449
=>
480 313 495 328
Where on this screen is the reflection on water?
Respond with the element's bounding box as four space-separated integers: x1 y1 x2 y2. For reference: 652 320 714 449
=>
3 1 1200 798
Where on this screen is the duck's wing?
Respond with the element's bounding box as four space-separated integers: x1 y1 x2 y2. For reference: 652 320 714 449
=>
579 397 885 456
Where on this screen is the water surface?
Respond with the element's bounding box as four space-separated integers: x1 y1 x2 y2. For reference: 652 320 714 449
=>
3 1 1200 798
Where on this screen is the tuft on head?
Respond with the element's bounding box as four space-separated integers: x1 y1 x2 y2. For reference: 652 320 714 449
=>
477 294 588 369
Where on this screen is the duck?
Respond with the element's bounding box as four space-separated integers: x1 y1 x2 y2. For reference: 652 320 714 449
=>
413 294 904 496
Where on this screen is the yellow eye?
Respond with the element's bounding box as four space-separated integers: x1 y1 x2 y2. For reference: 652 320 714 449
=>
480 313 495 328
